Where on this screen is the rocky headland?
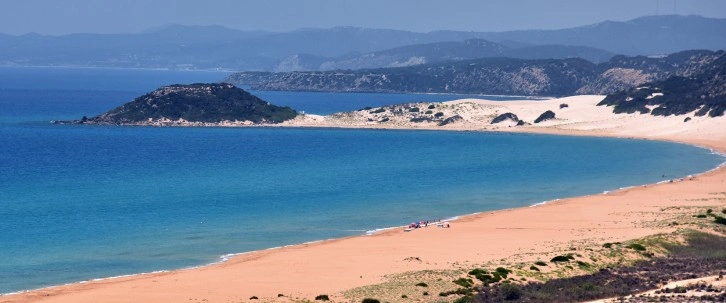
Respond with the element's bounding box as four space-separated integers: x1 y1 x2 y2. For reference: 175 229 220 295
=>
54 83 298 126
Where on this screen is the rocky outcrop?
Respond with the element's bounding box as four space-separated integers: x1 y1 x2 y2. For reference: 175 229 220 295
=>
534 110 556 123
491 112 520 124
597 51 726 117
438 115 464 126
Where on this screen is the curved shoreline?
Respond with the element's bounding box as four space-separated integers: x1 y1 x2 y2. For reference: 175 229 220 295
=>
3 134 718 297
4 95 726 303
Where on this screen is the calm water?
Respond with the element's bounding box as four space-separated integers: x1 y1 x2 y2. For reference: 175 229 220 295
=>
0 67 723 293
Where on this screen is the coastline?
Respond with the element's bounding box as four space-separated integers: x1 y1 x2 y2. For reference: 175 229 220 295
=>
4 95 726 303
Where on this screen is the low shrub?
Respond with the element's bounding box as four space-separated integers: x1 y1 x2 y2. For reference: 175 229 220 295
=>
499 283 523 300
422 291 429 296
425 110 433 114
440 288 471 297
722 208 726 214
576 261 591 268
626 243 647 251
534 261 547 266
428 104 436 109
707 209 713 214
362 298 380 303
560 103 569 109
434 112 444 118
694 214 708 218
401 294 408 298
475 273 501 284
602 243 613 248
714 216 726 225
550 255 571 263
277 294 285 297
495 267 512 278
409 107 420 112
469 268 488 276
415 282 428 287
370 108 386 114
249 296 258 300
530 265 540 271
453 295 474 303
453 278 473 288
315 294 330 301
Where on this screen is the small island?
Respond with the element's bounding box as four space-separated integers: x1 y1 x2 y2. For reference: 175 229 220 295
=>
56 83 297 126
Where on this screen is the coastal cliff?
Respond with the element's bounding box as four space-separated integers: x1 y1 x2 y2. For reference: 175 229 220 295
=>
58 83 297 126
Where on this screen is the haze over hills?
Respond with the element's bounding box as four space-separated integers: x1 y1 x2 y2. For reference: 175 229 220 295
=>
0 15 724 71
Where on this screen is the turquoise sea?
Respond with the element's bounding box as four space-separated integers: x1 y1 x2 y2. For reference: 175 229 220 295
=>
0 67 723 294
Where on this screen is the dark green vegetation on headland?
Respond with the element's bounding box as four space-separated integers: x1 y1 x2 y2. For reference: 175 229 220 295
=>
59 83 297 125
597 51 726 117
226 50 725 99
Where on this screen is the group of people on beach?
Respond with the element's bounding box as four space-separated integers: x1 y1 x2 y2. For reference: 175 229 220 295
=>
407 219 449 229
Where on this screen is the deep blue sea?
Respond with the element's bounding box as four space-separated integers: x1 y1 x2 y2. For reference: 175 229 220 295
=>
0 67 723 294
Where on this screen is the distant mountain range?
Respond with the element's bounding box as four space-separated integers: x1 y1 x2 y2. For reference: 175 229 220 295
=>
225 50 725 97
0 15 724 71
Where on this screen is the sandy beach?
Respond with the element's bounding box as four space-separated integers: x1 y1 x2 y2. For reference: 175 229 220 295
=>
4 95 726 303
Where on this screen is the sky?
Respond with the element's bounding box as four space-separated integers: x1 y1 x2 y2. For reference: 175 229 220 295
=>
2 0 726 35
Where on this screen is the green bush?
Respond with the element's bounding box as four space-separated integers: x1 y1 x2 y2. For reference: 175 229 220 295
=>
694 214 708 218
362 298 380 303
370 108 386 114
475 273 501 284
529 265 540 271
714 216 726 225
576 261 591 268
707 209 713 214
534 261 547 266
401 294 408 298
422 291 429 296
496 267 512 278
315 294 330 301
468 268 488 276
602 243 613 248
425 110 433 114
626 243 646 251
409 107 420 112
722 209 726 214
440 288 471 297
453 278 473 288
434 112 444 118
428 104 436 109
550 255 571 263
415 282 428 287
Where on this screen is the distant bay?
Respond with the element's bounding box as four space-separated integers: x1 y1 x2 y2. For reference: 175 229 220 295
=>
0 67 722 294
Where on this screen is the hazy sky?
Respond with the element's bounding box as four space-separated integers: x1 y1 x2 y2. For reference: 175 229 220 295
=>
2 0 726 35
